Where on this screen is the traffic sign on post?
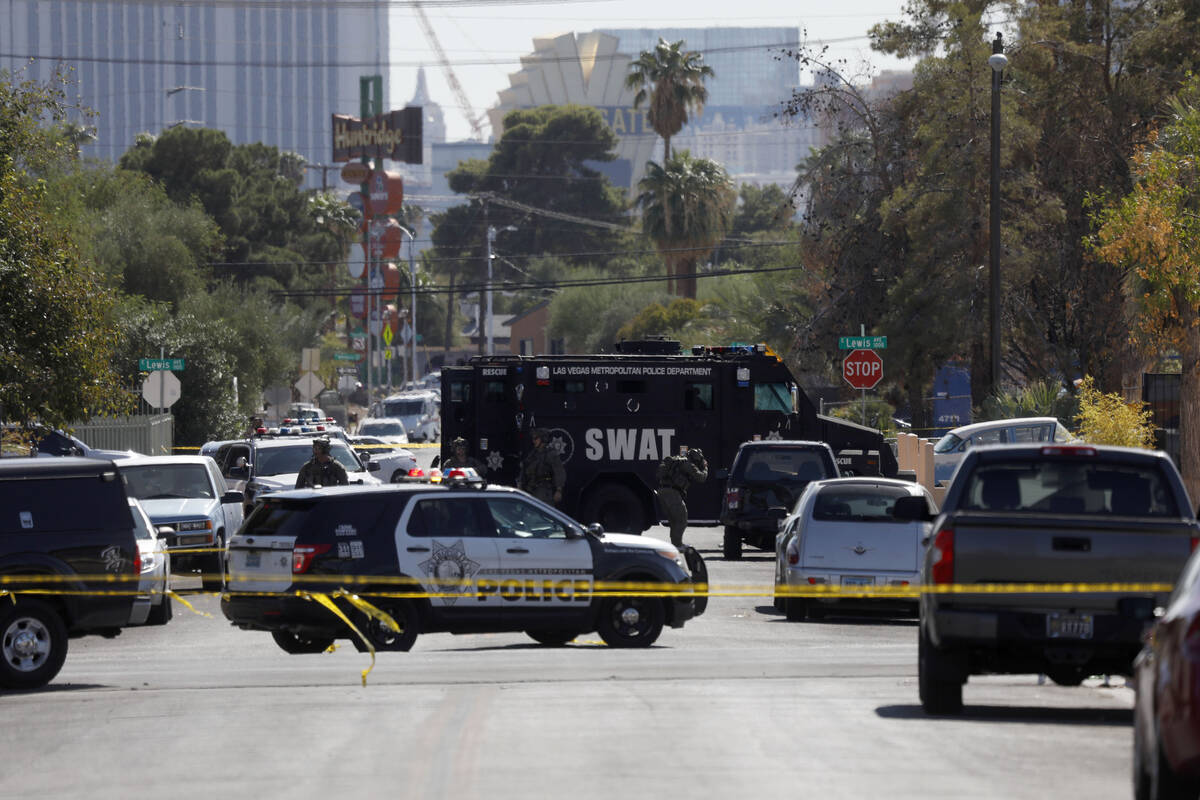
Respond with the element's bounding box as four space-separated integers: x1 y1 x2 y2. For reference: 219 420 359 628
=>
843 349 883 390
294 373 325 403
141 370 181 409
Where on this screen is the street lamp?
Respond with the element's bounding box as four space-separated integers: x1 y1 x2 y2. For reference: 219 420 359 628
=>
397 224 418 386
988 32 1007 397
485 225 517 356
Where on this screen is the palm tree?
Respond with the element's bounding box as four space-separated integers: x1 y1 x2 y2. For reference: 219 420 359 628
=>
636 151 735 298
624 38 713 162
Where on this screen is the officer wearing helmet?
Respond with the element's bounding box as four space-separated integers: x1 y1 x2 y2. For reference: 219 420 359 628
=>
295 436 349 489
442 436 486 473
656 445 708 548
519 428 565 506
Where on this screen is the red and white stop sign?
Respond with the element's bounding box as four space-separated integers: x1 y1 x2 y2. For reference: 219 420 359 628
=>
843 349 883 390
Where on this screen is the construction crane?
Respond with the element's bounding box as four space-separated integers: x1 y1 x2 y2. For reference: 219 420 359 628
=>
413 3 489 141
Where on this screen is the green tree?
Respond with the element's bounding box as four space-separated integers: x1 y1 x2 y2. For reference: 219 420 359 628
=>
0 70 129 427
636 151 735 299
729 183 794 239
1093 78 1200 498
625 38 714 162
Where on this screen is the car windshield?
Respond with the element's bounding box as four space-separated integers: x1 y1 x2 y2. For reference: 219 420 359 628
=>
736 449 828 484
122 464 215 499
255 443 364 476
382 399 425 417
812 486 912 522
360 422 406 436
959 459 1179 516
933 433 964 454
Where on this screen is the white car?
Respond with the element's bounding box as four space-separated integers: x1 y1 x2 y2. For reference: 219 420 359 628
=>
774 477 938 621
356 416 411 445
118 455 245 590
128 498 171 626
367 389 441 443
347 435 419 483
932 417 1074 484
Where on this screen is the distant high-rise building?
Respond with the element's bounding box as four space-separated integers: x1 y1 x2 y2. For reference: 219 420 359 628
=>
1 1 389 187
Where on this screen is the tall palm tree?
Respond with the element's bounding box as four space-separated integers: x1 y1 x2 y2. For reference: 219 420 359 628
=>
625 39 714 162
636 151 735 298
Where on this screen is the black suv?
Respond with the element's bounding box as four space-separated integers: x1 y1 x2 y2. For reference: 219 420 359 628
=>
222 477 707 653
0 457 139 689
717 440 839 559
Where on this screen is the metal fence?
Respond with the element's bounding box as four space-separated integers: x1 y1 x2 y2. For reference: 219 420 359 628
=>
73 413 174 455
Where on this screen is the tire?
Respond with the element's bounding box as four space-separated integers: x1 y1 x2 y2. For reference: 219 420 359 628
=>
0 599 69 690
201 533 225 591
723 527 743 560
390 469 405 483
785 597 808 622
1046 667 1086 687
596 595 665 648
526 630 579 646
365 600 419 652
271 630 336 654
146 596 172 626
918 625 964 715
581 484 646 533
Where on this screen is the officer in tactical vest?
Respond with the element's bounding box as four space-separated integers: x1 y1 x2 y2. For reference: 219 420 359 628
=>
442 436 487 473
519 428 565 506
656 445 709 548
295 437 349 489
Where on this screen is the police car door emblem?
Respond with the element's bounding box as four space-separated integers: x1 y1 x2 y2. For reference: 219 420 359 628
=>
486 450 504 472
418 540 481 605
546 428 573 462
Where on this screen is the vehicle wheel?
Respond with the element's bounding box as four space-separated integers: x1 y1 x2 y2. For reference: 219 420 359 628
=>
146 597 172 626
365 601 419 652
1046 667 1086 687
581 484 646 533
682 546 709 616
0 600 69 689
723 528 743 560
785 597 808 622
1150 720 1200 800
526 630 579 646
390 469 405 483
201 533 224 591
271 630 335 654
918 625 964 715
596 596 665 648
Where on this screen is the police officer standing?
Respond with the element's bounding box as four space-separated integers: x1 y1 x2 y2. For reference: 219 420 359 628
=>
295 437 349 489
442 436 487 473
656 445 708 548
519 428 565 506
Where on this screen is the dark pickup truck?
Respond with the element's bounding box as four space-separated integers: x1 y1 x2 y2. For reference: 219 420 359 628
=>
0 458 139 689
909 443 1198 714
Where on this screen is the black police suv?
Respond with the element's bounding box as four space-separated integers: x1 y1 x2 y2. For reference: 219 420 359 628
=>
222 476 707 653
0 457 140 689
717 440 839 559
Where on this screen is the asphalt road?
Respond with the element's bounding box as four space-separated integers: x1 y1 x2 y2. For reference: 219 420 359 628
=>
0 513 1135 800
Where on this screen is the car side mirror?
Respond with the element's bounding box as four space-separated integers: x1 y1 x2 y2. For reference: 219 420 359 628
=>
367 461 381 472
584 522 604 537
221 490 244 504
359 451 371 462
430 455 441 469
565 527 584 540
892 495 934 522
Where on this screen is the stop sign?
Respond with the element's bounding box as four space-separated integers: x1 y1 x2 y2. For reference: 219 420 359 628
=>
843 349 883 390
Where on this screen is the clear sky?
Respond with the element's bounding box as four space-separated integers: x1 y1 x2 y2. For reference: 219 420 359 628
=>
388 0 917 142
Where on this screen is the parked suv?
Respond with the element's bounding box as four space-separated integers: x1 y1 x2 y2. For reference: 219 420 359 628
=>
718 440 839 559
222 475 707 653
0 457 140 689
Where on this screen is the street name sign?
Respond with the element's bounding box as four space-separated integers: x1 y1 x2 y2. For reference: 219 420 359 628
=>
139 358 185 371
838 336 887 350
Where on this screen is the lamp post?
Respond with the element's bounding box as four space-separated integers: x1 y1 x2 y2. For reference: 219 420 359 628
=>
485 225 517 356
397 224 418 385
988 32 1007 397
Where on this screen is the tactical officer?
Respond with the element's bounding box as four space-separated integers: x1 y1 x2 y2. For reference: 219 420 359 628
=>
295 437 349 489
442 436 487 473
519 428 565 506
656 445 709 548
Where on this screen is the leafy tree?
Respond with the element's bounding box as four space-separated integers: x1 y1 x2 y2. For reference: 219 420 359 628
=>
1093 79 1200 497
1073 376 1155 449
615 298 703 342
729 183 794 238
0 70 129 427
636 151 735 298
548 274 670 353
625 38 714 161
979 378 1078 425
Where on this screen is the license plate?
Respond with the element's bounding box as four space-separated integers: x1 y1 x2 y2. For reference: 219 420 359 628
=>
245 551 261 569
842 576 873 587
1047 612 1093 639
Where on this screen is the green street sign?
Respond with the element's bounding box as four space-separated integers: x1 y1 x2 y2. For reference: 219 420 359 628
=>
333 352 359 362
139 358 185 371
838 336 887 350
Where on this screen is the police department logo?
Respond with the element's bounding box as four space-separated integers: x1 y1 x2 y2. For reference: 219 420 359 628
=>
546 428 574 463
486 450 504 472
418 540 481 606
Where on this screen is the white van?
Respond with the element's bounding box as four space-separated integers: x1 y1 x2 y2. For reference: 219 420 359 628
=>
932 417 1074 484
369 390 441 443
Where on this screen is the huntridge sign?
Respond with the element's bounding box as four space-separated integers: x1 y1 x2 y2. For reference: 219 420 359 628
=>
331 108 423 164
